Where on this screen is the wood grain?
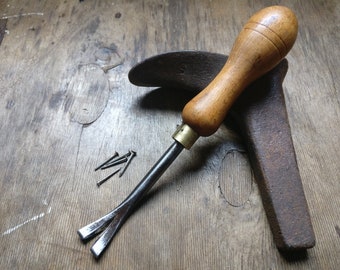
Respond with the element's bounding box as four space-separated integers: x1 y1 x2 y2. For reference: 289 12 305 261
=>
0 0 339 269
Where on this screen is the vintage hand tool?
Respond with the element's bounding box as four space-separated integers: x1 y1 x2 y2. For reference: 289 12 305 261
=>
129 53 316 252
78 6 300 258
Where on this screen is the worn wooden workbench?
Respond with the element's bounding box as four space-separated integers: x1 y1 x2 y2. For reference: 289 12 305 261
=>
0 0 339 269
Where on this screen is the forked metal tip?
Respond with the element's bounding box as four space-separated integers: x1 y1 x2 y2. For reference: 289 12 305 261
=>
78 141 184 258
89 202 131 258
77 209 119 241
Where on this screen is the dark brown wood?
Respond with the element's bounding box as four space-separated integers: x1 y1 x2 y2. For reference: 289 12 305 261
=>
0 0 339 269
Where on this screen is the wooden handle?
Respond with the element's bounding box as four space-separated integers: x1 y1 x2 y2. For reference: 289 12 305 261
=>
182 6 298 137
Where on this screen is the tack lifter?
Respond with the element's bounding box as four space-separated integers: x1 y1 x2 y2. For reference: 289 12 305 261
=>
78 6 298 258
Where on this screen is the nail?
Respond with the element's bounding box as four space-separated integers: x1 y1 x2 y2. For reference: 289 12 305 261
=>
94 152 119 171
96 168 121 187
119 150 136 177
100 157 128 170
102 151 131 168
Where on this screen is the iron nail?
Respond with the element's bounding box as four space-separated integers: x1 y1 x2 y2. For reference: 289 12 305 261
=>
119 150 136 177
94 152 119 171
100 157 128 170
96 168 121 187
102 151 131 167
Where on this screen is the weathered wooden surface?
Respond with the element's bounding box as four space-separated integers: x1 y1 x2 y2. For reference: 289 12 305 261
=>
0 0 339 269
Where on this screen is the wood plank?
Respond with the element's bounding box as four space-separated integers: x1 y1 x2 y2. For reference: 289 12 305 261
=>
0 0 339 269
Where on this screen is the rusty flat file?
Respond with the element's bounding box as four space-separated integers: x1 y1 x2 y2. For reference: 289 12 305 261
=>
128 51 315 251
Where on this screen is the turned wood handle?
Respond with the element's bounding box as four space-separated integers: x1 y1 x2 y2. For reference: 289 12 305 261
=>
182 6 298 136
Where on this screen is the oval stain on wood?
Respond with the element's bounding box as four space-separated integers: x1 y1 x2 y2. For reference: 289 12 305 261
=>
218 151 253 207
67 64 109 125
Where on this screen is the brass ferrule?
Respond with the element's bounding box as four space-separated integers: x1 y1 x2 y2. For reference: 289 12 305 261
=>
172 123 199 149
